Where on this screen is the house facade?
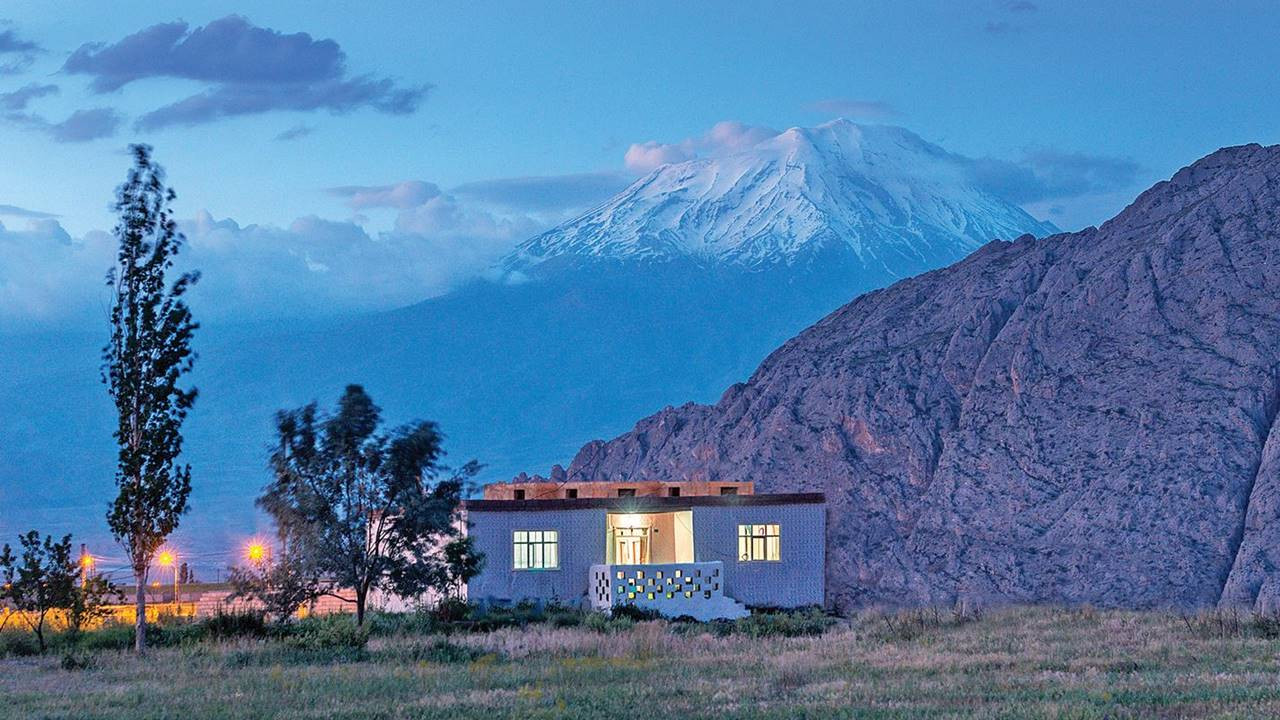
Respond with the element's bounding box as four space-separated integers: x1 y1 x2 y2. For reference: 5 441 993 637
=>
465 480 825 620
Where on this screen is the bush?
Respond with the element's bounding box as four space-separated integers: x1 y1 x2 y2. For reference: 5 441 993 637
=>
609 604 662 622
285 615 369 653
870 604 980 641
197 611 269 640
212 616 372 666
432 598 472 624
59 652 92 671
366 609 440 637
73 624 134 652
0 631 40 657
734 607 834 638
583 611 634 634
1181 608 1280 639
665 608 836 638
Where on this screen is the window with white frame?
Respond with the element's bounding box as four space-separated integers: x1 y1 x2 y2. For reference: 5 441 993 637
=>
737 524 780 562
513 530 559 570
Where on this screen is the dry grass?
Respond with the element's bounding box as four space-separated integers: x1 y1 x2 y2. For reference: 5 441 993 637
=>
3 606 1280 719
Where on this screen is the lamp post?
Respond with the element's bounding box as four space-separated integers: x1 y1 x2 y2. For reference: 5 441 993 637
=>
158 551 178 616
79 545 95 589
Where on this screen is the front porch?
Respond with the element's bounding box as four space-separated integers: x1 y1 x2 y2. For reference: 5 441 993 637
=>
592 511 748 620
590 561 748 620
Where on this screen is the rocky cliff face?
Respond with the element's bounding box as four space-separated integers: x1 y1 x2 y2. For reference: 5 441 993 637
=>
539 144 1280 611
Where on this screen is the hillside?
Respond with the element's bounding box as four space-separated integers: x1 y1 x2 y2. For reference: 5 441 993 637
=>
543 143 1280 611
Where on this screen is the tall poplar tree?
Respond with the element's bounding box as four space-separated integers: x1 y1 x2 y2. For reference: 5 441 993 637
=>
101 144 199 652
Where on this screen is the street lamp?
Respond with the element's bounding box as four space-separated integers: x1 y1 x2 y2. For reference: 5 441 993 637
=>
79 552 94 588
246 542 267 565
158 550 178 616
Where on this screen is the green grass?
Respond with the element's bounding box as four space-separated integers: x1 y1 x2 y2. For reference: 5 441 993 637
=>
4 607 1280 718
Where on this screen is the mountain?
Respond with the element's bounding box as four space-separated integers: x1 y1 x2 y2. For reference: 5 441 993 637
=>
535 143 1280 611
504 119 1056 276
0 121 1055 572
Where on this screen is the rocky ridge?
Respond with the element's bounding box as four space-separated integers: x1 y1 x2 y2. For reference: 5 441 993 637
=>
528 144 1280 610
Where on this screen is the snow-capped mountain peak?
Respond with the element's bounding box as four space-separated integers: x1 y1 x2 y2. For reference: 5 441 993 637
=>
501 119 1056 277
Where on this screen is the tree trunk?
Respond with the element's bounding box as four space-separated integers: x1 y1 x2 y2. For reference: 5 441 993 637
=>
355 588 366 626
134 569 147 653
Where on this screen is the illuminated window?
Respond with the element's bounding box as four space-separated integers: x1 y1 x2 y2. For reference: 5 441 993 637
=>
737 524 780 562
513 530 559 570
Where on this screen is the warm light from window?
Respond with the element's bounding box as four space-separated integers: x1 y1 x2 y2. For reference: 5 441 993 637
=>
614 514 644 528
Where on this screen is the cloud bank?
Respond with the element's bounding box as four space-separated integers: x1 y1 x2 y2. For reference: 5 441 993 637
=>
0 83 57 111
5 105 123 143
63 15 428 130
0 26 41 75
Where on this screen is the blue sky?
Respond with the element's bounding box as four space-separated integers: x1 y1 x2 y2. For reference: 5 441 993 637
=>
2 1 1278 327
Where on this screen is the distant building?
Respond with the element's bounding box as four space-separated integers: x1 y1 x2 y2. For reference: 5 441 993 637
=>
465 480 825 620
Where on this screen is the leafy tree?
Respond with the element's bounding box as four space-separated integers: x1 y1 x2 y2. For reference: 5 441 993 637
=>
65 574 119 640
259 385 481 624
0 532 77 652
441 536 485 601
227 545 321 624
101 144 200 652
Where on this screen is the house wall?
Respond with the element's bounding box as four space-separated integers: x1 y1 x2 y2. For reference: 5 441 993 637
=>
466 501 825 610
467 507 606 607
691 503 825 608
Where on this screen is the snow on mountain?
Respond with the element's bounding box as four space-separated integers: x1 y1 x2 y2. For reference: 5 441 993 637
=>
502 119 1058 277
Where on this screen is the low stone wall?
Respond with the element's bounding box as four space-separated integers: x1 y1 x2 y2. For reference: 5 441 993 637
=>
591 561 748 621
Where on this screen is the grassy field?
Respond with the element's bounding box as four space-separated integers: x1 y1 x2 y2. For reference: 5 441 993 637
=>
3 606 1280 719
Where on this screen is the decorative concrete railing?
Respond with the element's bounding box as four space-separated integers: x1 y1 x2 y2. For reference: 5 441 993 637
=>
589 561 747 621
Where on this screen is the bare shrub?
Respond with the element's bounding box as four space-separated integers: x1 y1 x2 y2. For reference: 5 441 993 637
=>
1180 608 1280 639
870 602 983 641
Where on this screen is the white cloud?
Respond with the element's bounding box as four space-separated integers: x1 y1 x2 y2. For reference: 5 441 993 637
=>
0 219 113 327
623 141 695 173
327 180 443 210
177 204 538 320
0 196 546 330
623 120 780 172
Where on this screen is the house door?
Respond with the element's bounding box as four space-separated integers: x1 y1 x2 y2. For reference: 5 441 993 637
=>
614 527 649 564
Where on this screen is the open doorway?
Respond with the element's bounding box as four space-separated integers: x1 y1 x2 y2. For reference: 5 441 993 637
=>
606 511 693 565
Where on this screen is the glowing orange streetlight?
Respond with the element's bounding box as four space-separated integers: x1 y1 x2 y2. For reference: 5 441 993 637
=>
246 542 267 564
79 553 95 588
157 550 179 615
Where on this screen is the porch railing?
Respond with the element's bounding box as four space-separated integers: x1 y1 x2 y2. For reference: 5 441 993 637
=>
590 561 745 620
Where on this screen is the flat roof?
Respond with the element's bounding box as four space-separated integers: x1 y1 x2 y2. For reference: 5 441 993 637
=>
463 492 825 513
